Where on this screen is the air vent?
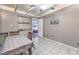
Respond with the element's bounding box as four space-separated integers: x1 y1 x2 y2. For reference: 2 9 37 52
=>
50 7 55 10
30 5 36 7
40 10 42 12
77 43 79 46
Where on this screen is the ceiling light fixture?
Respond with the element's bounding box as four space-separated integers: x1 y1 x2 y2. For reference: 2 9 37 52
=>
40 4 54 10
40 5 48 10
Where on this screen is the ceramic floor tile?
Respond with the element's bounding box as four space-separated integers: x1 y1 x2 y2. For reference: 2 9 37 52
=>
69 49 79 55
32 37 79 55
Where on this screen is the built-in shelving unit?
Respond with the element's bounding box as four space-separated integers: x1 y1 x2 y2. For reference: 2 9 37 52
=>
18 22 30 24
17 16 31 35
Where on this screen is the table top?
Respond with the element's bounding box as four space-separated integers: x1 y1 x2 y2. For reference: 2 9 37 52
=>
0 35 32 54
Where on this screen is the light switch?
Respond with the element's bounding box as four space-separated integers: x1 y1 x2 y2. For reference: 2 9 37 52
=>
10 24 13 28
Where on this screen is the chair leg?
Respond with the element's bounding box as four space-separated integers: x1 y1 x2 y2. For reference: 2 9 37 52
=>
28 48 32 55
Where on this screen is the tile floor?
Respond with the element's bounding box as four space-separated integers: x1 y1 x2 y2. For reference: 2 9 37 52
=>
32 37 79 55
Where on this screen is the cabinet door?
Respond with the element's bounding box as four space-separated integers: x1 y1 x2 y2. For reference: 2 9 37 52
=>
1 10 18 33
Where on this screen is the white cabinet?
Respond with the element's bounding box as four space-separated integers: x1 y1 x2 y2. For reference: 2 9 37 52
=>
0 10 18 33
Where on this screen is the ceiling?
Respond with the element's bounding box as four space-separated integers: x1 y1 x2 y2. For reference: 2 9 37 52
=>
0 4 72 17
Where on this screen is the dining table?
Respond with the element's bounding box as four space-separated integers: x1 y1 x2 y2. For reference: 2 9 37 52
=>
0 35 33 55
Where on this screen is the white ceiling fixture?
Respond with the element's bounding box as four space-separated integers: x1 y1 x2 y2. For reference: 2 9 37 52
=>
39 4 54 10
40 5 48 10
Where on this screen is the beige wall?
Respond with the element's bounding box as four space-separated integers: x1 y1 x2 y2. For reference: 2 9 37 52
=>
43 5 79 48
0 9 18 33
0 13 1 32
0 9 32 34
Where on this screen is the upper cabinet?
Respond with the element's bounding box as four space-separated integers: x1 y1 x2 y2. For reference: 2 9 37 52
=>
0 9 18 33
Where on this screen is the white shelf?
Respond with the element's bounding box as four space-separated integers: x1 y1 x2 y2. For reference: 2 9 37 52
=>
17 16 31 31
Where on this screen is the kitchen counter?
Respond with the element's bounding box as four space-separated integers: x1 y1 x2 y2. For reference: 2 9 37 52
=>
0 35 32 55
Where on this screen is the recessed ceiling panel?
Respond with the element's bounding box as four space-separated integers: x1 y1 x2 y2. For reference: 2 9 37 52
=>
29 7 41 15
16 4 30 12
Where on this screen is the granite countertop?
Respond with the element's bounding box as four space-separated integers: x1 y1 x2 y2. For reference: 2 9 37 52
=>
0 35 32 54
